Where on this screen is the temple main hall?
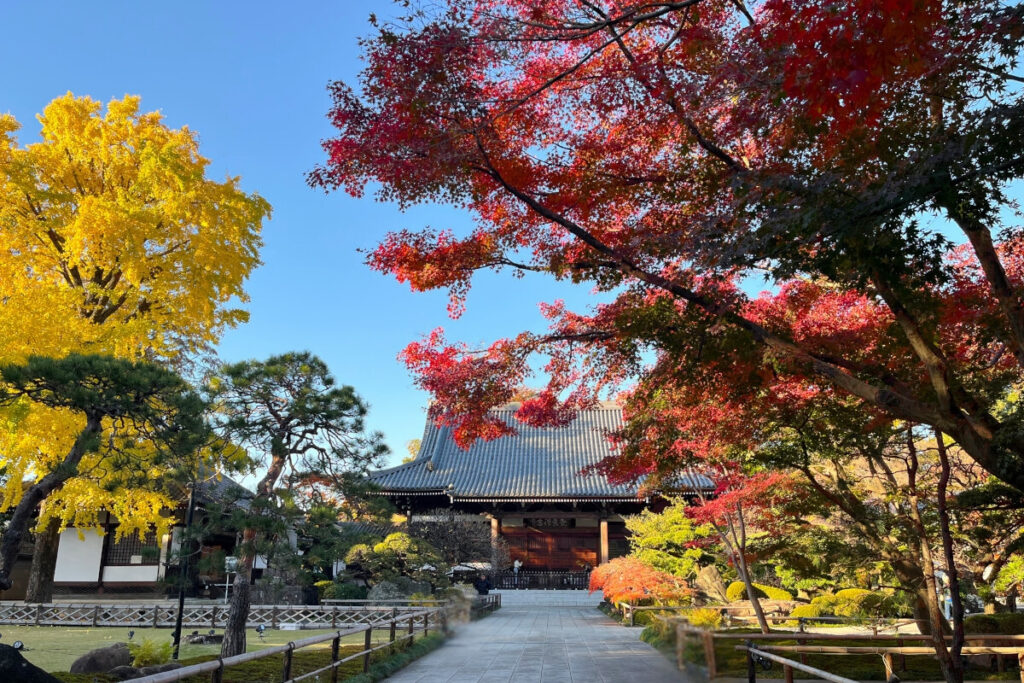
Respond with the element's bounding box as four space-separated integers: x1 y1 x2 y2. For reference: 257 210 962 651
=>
368 403 713 576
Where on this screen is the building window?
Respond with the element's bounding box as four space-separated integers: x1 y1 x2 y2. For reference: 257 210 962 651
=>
104 529 160 566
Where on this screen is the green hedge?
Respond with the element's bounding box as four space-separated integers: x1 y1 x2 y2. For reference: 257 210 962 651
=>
965 613 1024 634
343 633 446 683
322 582 369 600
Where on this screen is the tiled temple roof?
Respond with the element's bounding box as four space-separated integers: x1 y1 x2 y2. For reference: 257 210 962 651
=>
368 403 714 501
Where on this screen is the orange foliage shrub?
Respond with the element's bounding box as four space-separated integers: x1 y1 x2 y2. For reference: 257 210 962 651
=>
588 557 691 605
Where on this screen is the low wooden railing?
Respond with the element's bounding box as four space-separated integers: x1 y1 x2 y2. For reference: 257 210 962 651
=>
470 593 501 618
739 643 858 683
493 570 590 590
673 622 1024 681
133 607 443 683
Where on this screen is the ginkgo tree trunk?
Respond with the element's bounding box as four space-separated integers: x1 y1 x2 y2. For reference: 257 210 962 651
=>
210 352 387 657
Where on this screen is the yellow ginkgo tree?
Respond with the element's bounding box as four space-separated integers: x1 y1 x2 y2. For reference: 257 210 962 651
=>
0 93 270 600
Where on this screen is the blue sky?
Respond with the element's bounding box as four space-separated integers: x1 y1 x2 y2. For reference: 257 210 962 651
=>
0 1 608 467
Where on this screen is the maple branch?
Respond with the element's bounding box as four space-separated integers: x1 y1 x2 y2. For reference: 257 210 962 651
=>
942 201 1024 366
594 0 742 171
473 147 945 430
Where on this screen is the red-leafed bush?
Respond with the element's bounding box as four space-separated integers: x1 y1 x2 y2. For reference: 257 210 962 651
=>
588 557 692 605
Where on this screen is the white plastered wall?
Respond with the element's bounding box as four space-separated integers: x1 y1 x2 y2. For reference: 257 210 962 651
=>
54 529 104 582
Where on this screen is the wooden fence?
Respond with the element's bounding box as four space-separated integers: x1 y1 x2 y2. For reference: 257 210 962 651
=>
672 621 1024 682
132 607 443 683
0 601 438 629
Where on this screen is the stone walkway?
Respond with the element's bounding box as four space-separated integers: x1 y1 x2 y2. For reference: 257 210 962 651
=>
383 590 684 682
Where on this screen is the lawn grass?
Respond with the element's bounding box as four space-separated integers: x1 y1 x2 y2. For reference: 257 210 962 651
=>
52 633 446 683
0 624 401 674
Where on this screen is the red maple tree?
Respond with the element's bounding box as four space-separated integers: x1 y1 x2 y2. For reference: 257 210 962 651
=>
311 0 1024 493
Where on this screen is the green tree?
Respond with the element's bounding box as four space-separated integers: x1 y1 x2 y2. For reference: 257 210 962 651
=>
210 351 388 657
408 508 492 567
625 499 715 580
345 532 447 589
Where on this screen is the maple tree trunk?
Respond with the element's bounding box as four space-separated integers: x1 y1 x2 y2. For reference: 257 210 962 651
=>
736 555 771 634
935 433 966 673
914 533 961 683
25 518 61 603
220 544 254 658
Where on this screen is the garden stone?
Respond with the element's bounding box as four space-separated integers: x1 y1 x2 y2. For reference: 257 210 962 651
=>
0 643 61 682
68 641 131 673
107 665 139 680
694 564 729 604
138 662 183 676
108 662 182 681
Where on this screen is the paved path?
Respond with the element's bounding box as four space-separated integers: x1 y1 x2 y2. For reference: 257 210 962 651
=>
383 590 684 682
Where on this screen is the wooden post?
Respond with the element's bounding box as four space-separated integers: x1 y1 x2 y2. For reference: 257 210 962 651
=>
746 642 756 683
389 618 397 652
271 605 278 629
882 652 894 682
408 615 415 645
34 604 42 625
92 605 100 627
1017 652 1023 683
210 605 217 630
599 519 609 565
897 638 906 671
676 623 684 672
331 607 337 629
153 606 159 627
783 665 794 683
330 636 340 683
282 644 294 682
210 661 223 683
702 631 718 679
363 627 372 673
424 611 430 635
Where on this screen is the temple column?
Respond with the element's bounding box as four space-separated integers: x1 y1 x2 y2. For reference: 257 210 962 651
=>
599 519 609 565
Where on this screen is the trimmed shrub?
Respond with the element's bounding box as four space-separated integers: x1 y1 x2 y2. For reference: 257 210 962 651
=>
991 612 1024 634
687 607 724 630
726 581 765 601
964 615 1001 634
833 589 883 617
785 603 824 626
761 584 794 601
322 581 368 600
811 593 838 610
725 581 792 602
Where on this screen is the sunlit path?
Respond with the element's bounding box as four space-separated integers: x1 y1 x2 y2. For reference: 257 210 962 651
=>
383 590 683 683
